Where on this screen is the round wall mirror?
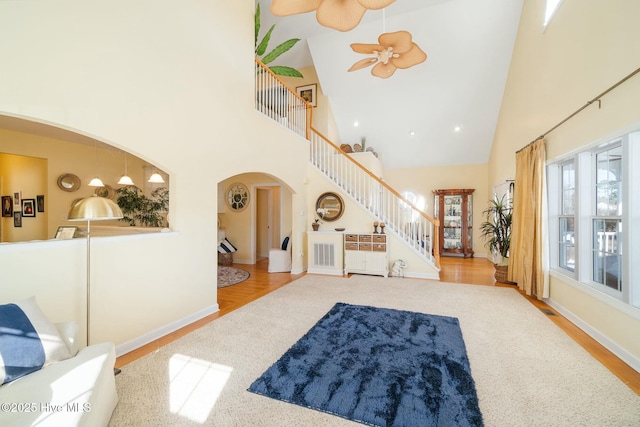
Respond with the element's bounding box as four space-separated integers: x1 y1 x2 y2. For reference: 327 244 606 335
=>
57 173 81 192
316 192 344 222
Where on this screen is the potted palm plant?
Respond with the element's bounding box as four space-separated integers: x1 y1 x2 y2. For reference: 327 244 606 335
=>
479 195 513 283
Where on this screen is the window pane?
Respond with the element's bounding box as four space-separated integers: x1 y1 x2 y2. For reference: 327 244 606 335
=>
559 217 575 271
561 162 575 215
596 147 622 216
592 219 622 290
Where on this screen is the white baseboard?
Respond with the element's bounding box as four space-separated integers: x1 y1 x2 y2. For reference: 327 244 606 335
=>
546 300 640 373
400 271 440 280
307 268 343 276
115 303 220 357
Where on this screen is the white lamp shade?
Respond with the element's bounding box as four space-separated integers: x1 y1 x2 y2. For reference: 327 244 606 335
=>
117 175 135 185
148 172 165 183
68 195 123 221
88 177 105 187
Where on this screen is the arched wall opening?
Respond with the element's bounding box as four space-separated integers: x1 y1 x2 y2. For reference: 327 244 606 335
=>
0 114 170 243
218 172 294 266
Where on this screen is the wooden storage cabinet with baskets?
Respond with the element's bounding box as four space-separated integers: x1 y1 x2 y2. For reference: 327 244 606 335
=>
344 233 389 277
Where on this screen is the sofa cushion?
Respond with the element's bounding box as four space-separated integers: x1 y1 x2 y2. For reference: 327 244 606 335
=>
0 297 72 385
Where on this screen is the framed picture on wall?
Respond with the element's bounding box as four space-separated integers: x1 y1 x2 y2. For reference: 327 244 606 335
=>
2 196 12 217
37 195 45 212
22 199 36 217
13 212 22 227
296 83 317 107
13 191 21 208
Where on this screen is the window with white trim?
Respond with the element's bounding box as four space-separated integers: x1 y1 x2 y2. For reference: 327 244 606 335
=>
549 130 639 307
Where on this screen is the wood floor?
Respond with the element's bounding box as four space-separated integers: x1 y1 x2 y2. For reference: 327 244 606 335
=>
116 256 640 395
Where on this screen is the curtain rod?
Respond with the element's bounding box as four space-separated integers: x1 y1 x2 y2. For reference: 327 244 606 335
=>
516 66 640 154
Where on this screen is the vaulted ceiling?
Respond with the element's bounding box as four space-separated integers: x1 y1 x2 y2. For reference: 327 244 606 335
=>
259 0 524 169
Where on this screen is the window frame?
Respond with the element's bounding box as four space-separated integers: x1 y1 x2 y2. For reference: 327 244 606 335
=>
548 130 639 308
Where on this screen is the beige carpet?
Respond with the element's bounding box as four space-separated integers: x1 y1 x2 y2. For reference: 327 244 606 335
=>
109 275 640 426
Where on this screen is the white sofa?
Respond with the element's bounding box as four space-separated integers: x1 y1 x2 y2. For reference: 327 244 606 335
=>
0 320 118 427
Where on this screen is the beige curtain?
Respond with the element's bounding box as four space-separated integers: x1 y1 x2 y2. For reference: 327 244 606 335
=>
508 138 549 299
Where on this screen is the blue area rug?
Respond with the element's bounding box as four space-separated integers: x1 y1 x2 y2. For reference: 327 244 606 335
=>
248 303 483 427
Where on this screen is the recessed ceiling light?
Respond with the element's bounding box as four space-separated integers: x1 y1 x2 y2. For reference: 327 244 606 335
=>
409 130 416 136
353 121 359 127
454 126 462 133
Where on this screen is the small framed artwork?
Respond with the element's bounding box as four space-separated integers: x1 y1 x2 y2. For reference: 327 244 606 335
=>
55 226 78 240
22 199 36 217
13 212 22 228
37 195 45 212
13 191 21 208
2 196 12 217
296 83 317 107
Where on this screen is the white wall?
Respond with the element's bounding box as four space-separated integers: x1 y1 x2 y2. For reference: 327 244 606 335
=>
489 0 640 368
0 0 309 351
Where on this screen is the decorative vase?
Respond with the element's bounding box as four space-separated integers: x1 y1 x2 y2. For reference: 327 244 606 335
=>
312 223 320 231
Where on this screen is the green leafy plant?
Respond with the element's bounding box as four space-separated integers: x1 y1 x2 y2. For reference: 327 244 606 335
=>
255 2 303 78
116 186 169 227
479 195 512 265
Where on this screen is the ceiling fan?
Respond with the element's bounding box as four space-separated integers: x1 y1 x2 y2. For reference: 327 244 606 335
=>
269 0 427 78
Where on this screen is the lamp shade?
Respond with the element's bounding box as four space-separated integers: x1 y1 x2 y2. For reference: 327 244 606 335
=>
148 172 165 183
117 175 135 185
68 195 123 221
88 177 105 187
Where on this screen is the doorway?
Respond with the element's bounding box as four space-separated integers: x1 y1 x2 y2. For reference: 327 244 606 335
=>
255 185 281 260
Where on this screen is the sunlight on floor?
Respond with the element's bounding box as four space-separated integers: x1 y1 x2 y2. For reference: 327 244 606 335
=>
169 354 233 423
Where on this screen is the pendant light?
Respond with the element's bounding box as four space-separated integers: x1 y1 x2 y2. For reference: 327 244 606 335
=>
88 141 104 187
148 171 165 183
117 152 135 186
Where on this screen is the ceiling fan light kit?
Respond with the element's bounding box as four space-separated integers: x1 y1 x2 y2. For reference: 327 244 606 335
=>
349 30 427 78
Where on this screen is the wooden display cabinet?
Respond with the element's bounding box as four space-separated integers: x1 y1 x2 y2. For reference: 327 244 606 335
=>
433 189 474 258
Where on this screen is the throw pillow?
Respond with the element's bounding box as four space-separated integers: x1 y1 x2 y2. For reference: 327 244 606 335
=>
218 238 237 253
281 236 290 251
0 297 72 385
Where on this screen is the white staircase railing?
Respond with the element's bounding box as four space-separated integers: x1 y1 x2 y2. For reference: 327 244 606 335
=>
254 58 440 269
255 58 311 139
309 129 440 269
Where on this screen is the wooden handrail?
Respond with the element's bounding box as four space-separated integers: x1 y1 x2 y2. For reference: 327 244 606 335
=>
255 57 312 139
310 126 440 228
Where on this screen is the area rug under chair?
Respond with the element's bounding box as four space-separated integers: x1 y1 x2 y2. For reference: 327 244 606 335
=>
217 266 250 288
248 302 483 427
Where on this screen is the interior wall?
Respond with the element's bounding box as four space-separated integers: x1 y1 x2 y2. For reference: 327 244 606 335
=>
0 152 48 241
0 0 310 351
384 163 490 257
488 0 640 367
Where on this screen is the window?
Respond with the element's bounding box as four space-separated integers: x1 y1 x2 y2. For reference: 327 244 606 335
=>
549 131 639 307
559 161 575 272
544 0 564 29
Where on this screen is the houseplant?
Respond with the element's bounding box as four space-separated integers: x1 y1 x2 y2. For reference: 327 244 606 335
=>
479 195 513 283
255 2 303 78
116 186 169 227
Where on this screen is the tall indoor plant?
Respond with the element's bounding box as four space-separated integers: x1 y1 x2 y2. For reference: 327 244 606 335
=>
479 195 513 283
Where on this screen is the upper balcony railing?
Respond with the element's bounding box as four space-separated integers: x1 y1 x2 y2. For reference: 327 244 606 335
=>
255 58 311 139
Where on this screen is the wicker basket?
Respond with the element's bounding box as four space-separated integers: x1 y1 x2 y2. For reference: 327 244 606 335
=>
493 264 510 283
218 252 233 266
